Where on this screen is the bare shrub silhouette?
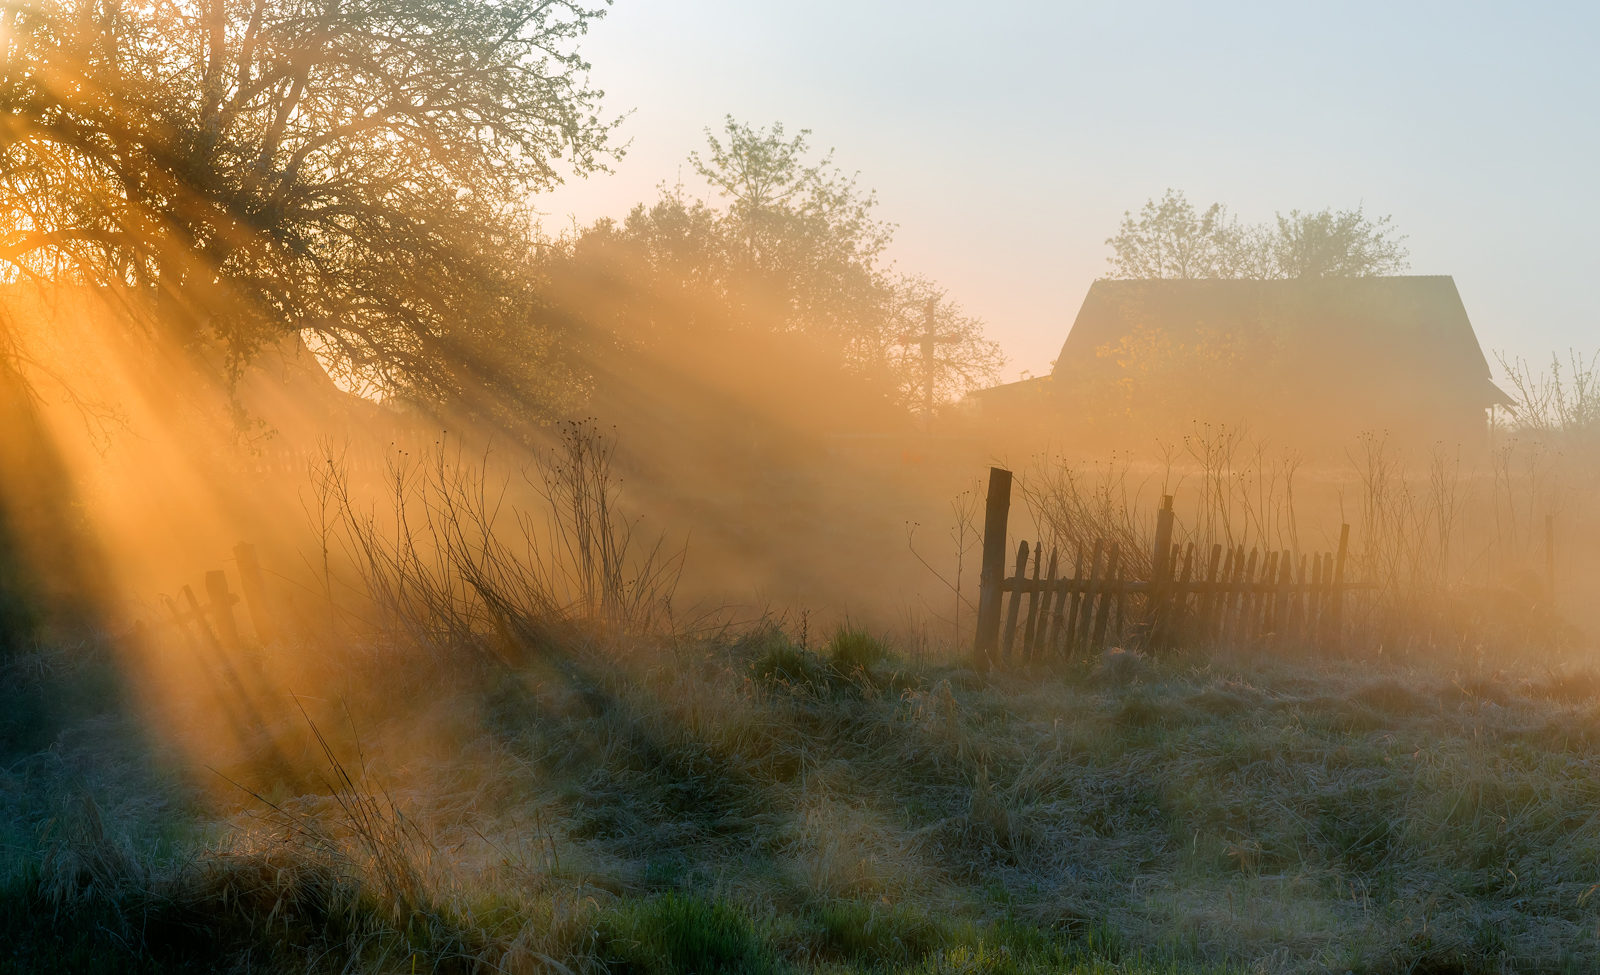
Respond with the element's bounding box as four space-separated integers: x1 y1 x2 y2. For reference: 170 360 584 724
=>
311 424 685 661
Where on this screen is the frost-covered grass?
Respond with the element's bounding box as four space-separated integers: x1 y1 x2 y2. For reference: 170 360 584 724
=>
4 628 1599 973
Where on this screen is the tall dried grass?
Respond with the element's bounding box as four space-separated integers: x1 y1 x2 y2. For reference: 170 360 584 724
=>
305 420 686 663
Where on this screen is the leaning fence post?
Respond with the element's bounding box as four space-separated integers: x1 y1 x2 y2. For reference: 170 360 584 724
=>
973 466 1013 671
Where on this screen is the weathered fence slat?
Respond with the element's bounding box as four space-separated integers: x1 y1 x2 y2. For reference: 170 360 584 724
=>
1075 539 1104 653
1280 550 1292 643
1198 543 1223 643
1330 524 1350 650
1048 548 1071 657
1234 549 1258 644
1175 543 1194 635
1060 546 1084 657
1092 542 1120 650
1034 548 1060 660
1001 540 1029 660
1021 541 1044 656
970 471 1370 666
1310 553 1325 639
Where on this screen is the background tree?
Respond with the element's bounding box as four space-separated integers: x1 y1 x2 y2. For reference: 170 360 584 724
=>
1271 206 1409 277
1104 189 1266 279
1105 189 1409 279
0 0 615 416
548 117 1003 421
685 117 900 375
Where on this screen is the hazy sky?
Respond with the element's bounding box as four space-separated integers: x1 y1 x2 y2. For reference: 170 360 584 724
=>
537 1 1598 382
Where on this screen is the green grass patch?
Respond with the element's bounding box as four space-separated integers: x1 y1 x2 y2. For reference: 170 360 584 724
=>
600 892 785 974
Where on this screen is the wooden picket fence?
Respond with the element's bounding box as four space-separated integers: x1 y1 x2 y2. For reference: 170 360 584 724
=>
151 542 279 653
972 467 1359 668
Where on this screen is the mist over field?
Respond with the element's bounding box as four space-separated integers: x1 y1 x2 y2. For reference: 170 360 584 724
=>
2 2 1599 973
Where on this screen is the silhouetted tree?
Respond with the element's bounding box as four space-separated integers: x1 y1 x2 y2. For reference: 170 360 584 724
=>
1271 206 1409 278
558 117 1003 418
0 0 615 413
1106 189 1408 280
1104 190 1269 279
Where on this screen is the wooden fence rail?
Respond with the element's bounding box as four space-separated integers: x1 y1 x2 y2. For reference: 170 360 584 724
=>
154 542 280 653
973 466 1358 669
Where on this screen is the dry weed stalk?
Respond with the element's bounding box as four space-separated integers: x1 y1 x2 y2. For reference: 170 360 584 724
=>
308 423 685 661
1014 420 1583 654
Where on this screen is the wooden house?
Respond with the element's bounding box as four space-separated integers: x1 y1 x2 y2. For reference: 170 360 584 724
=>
971 276 1512 454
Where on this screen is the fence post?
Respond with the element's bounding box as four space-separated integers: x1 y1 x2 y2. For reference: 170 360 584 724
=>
1148 495 1174 650
1546 513 1556 603
233 542 277 644
1330 524 1350 650
205 570 242 652
973 467 1013 671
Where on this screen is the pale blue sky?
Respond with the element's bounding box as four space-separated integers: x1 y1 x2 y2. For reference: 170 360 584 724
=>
537 1 1598 381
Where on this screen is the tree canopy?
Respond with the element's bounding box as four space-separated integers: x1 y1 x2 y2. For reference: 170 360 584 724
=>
0 0 615 411
1106 189 1409 280
546 117 1002 421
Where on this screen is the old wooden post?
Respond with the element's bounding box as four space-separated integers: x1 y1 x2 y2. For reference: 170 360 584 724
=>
973 467 1012 670
1330 524 1350 649
1148 495 1175 650
205 570 242 652
233 542 277 643
1546 513 1556 603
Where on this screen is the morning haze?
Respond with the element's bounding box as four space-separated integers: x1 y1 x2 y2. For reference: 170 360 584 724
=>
2 0 1598 971
542 1 1599 378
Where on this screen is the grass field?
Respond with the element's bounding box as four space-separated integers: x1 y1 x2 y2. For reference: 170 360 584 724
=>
4 626 1599 974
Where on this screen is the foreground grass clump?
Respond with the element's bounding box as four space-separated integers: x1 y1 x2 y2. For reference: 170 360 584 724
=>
6 628 1600 973
826 626 890 674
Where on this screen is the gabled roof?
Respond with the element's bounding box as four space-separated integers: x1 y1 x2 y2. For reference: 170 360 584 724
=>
1052 275 1511 409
